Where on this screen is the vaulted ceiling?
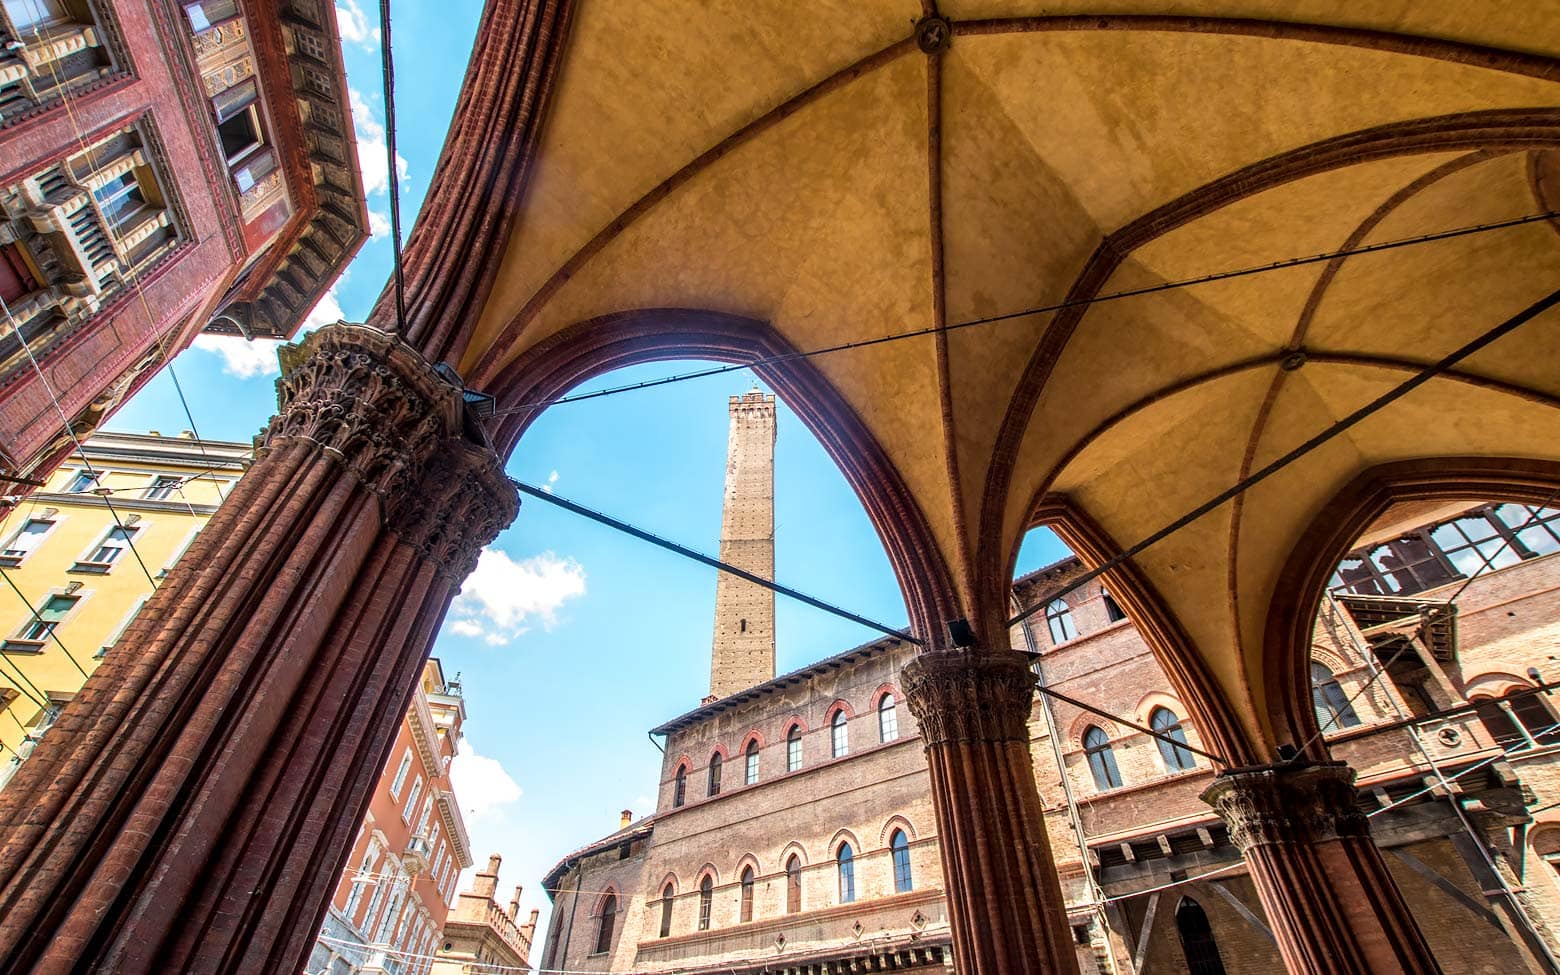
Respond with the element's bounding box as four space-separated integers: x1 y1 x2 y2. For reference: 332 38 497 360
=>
451 1 1560 754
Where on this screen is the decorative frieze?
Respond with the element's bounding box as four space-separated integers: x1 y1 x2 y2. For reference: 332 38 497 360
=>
1201 761 1369 851
902 650 1035 746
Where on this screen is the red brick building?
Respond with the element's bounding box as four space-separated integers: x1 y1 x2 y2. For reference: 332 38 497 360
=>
0 0 365 485
307 658 476 975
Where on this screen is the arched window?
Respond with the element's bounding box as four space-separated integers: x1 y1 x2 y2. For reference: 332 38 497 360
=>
890 830 912 893
785 855 802 913
672 765 687 808
708 752 723 797
878 695 899 743
837 843 856 904
739 866 755 923
831 710 849 758
594 893 616 955
744 739 760 785
698 876 713 931
1310 663 1361 732
1473 691 1560 749
1101 587 1127 623
1046 598 1079 644
1175 897 1227 975
658 883 674 938
1083 726 1122 790
786 725 803 771
1151 707 1196 772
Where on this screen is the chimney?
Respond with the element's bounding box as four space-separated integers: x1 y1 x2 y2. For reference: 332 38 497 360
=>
523 908 540 941
475 853 502 898
509 884 523 919
620 809 632 829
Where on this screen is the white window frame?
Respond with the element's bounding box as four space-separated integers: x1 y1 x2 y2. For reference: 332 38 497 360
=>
1 515 59 564
402 774 423 821
99 595 147 657
388 747 413 797
74 522 143 571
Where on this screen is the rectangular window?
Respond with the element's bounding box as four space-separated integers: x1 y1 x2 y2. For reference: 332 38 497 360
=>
786 732 802 772
2 518 53 561
65 470 97 493
212 80 264 169
88 526 137 565
143 475 180 500
182 0 239 30
389 748 413 797
403 775 423 820
93 169 149 236
21 594 78 641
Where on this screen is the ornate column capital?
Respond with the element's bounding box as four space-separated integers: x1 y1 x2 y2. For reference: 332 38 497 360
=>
1201 761 1369 851
259 323 459 504
398 439 519 580
902 650 1035 746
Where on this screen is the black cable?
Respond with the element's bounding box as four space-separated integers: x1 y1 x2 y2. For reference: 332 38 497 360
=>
510 478 918 645
165 364 229 503
0 565 90 679
1441 487 1560 606
1031 682 1224 763
378 0 408 335
491 211 1559 417
1008 285 1560 629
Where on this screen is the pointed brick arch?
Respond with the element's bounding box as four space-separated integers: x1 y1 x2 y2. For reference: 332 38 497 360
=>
483 308 958 647
1267 456 1560 756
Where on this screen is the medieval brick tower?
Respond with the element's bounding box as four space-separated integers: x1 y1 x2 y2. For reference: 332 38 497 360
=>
709 392 777 698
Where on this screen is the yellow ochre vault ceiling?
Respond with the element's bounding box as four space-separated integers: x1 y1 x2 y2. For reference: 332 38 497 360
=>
459 0 1560 750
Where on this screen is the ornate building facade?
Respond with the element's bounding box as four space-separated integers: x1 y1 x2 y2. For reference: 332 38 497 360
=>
0 428 249 781
308 658 476 975
430 854 537 975
0 0 366 485
539 401 1560 975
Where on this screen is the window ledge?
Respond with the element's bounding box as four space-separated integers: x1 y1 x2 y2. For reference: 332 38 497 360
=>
69 560 112 574
1 639 46 654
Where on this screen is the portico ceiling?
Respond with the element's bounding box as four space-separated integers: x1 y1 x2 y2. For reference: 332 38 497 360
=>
453 0 1560 753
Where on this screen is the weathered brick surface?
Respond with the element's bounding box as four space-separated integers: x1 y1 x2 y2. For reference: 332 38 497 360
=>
709 393 778 699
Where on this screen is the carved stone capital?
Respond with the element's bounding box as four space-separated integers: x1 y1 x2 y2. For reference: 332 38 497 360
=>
260 323 459 509
1201 761 1369 851
396 439 519 580
902 650 1035 746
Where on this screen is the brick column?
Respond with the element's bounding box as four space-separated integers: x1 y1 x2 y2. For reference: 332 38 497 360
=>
1202 762 1443 975
0 323 517 975
903 649 1079 975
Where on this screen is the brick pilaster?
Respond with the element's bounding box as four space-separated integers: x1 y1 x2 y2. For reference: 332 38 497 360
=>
1202 761 1443 975
903 649 1079 974
0 324 517 975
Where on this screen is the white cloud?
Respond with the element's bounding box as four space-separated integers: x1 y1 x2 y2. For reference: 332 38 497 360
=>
367 209 391 238
192 287 344 379
351 87 410 198
450 737 522 820
335 0 381 50
447 548 586 645
541 469 559 494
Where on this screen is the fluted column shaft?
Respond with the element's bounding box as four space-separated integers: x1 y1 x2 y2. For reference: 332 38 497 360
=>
1202 762 1443 975
0 324 518 975
903 650 1079 975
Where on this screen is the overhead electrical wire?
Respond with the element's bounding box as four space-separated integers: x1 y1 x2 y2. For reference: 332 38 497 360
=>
488 211 1560 418
1007 285 1560 631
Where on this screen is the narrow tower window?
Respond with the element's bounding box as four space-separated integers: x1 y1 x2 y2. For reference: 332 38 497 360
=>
1083 726 1122 790
673 765 687 808
890 830 912 893
878 694 899 743
786 725 803 772
708 752 723 797
698 876 713 930
744 739 759 785
658 883 674 938
837 843 855 904
594 893 616 955
830 710 848 758
785 856 802 913
740 866 755 922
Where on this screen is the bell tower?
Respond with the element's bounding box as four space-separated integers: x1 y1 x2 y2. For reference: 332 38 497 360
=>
709 391 777 699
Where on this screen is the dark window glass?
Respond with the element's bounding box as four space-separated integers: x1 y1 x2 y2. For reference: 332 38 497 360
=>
1151 707 1196 771
786 726 802 771
1175 898 1227 975
708 753 722 797
891 830 912 893
1101 587 1127 623
1046 598 1079 644
658 884 673 938
1083 726 1122 790
698 876 713 931
739 867 754 923
785 856 801 913
594 894 616 955
672 766 686 808
837 844 855 904
1310 663 1361 732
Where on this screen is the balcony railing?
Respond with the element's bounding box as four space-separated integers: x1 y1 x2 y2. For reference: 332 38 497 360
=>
402 833 431 874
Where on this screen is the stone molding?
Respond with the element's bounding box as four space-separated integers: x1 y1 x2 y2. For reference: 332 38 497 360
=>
902 650 1034 746
1201 761 1369 851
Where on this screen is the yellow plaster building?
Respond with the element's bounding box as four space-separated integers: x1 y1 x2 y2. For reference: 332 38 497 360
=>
0 430 251 782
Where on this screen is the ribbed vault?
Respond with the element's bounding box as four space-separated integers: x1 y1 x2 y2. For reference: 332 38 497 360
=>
427 0 1560 756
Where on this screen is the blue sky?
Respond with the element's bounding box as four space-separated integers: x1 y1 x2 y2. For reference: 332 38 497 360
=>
107 1 1070 943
